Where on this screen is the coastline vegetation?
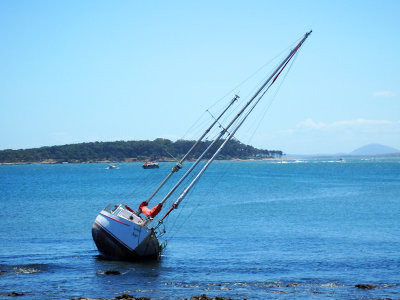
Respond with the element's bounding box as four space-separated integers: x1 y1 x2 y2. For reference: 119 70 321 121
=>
0 138 283 164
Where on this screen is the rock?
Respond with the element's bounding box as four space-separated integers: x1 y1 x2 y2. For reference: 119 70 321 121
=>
70 297 107 300
190 295 233 300
286 283 299 287
105 270 121 275
72 294 231 300
115 294 149 300
355 284 377 289
7 292 25 297
117 295 138 300
71 295 149 300
190 295 214 300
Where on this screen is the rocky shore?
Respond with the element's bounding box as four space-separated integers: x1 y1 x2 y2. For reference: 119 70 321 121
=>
69 285 382 300
4 284 385 299
72 294 236 300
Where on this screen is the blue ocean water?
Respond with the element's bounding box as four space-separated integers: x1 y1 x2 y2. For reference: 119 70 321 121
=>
0 158 399 299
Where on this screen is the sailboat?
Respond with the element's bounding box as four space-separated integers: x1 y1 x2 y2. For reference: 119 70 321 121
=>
92 31 312 261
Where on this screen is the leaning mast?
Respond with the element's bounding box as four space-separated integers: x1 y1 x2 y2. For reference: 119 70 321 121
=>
137 94 239 217
157 30 312 224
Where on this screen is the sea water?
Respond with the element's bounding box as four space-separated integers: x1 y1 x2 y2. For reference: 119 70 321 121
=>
0 158 399 299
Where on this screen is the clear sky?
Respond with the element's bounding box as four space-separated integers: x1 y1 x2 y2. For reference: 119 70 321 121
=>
1 0 399 155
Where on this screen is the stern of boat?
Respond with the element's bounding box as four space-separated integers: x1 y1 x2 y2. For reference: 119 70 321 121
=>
92 204 160 261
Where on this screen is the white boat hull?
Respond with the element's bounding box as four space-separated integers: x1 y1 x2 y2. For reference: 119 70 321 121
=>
92 205 160 260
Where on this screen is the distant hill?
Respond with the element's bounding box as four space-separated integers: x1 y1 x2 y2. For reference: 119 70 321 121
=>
350 143 400 156
0 139 282 164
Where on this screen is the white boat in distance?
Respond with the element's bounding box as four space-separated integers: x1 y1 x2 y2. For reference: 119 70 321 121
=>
92 31 312 261
105 164 119 170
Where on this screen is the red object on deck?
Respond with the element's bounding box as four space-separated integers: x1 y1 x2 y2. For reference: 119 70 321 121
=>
125 205 135 213
138 201 163 218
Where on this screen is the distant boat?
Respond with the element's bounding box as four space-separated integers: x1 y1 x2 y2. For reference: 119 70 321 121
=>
142 162 159 169
106 164 119 170
92 31 312 261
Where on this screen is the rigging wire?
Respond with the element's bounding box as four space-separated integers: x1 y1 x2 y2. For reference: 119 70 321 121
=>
162 160 211 239
179 110 209 141
164 149 179 162
157 128 232 236
163 155 236 241
215 47 295 137
206 39 298 112
156 128 227 225
209 59 281 133
124 101 228 206
187 37 301 145
161 36 310 237
122 164 158 204
155 34 309 238
151 37 302 171
160 160 208 238
244 49 301 147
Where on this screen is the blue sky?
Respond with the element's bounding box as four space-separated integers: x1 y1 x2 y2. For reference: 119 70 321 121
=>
1 1 399 154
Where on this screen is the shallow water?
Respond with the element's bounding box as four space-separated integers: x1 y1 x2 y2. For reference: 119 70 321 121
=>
0 158 399 299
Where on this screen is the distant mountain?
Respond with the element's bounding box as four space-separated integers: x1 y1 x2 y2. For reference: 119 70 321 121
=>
350 144 400 156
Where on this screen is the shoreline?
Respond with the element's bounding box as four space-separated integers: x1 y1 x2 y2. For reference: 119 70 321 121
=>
0 157 294 166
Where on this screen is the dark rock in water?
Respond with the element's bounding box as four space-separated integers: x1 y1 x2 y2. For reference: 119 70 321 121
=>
71 294 236 300
72 295 233 300
355 284 377 289
105 270 121 275
190 295 234 300
71 294 149 300
7 292 25 297
190 295 214 300
286 282 299 287
115 294 149 300
0 270 6 275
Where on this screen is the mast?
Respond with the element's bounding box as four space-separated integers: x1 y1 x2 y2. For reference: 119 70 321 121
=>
156 31 312 224
138 94 239 213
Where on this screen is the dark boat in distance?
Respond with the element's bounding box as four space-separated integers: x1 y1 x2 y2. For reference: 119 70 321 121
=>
142 162 159 169
91 31 312 261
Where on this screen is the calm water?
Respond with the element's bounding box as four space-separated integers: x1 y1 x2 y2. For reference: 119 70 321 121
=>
0 159 399 299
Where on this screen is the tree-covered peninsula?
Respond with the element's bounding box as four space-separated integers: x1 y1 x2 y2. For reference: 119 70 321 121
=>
0 138 283 164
